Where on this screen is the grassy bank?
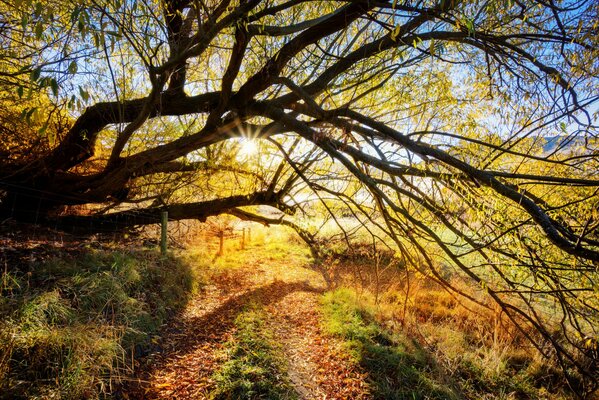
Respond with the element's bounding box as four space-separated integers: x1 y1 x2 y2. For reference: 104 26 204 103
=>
0 249 196 399
321 288 459 400
321 287 575 400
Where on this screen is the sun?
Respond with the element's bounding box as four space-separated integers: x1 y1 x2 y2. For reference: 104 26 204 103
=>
238 138 259 159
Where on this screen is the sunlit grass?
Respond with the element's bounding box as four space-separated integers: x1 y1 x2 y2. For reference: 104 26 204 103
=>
321 288 460 400
0 249 196 399
183 224 312 276
320 282 575 400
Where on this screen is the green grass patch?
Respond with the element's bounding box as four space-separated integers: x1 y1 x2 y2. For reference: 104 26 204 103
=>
321 288 460 400
0 249 196 399
321 288 576 399
211 303 297 400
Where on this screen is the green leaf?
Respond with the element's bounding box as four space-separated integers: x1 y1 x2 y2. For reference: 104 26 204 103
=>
390 25 401 42
50 78 59 96
24 107 38 125
79 86 89 101
559 122 567 133
68 60 78 74
30 67 41 82
104 30 120 37
35 22 44 39
93 32 102 47
38 123 49 136
465 19 475 36
71 7 81 24
77 10 88 36
17 86 24 98
21 14 29 30
68 95 76 109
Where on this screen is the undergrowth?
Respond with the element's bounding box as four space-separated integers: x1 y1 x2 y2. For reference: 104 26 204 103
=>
0 249 196 399
321 288 459 400
321 287 576 400
210 303 297 400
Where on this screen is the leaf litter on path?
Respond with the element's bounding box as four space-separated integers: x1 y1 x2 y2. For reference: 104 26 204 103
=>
125 245 371 399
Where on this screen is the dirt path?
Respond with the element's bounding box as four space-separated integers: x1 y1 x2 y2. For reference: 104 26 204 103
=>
125 244 370 399
264 284 370 399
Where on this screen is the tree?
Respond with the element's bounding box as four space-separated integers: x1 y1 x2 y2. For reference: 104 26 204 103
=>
1 0 598 391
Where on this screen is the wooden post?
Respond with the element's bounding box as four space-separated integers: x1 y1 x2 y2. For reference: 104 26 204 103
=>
248 228 251 244
160 211 168 255
218 231 224 256
241 228 245 250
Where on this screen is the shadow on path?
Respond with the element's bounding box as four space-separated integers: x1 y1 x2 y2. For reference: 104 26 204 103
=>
124 279 323 399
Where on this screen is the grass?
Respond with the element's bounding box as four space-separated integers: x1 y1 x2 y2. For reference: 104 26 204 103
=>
0 226 582 399
321 288 460 400
210 303 298 400
0 248 197 399
183 224 312 280
321 285 576 400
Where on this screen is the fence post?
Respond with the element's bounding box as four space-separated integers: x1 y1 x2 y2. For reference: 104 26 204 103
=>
160 211 168 255
241 228 245 250
218 231 224 256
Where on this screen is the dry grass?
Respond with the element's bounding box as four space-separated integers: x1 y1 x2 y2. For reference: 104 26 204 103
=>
320 245 579 400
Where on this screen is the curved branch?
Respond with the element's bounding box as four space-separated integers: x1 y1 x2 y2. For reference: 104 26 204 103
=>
52 190 289 232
